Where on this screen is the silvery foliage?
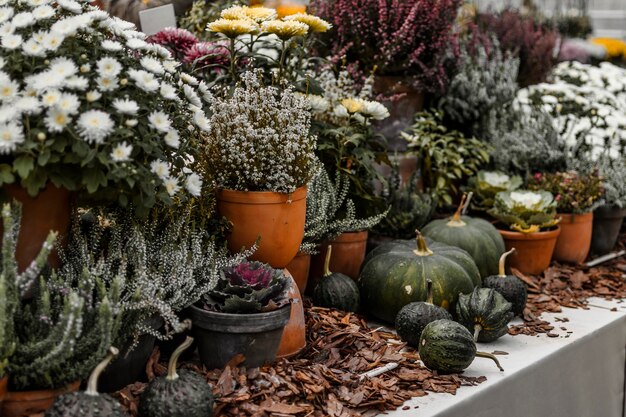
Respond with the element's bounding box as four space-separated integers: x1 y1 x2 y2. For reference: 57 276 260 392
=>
439 37 519 139
300 166 388 254
571 155 626 208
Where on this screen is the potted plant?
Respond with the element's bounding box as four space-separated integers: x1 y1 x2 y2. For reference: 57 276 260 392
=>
0 0 209 270
466 171 523 214
591 157 626 255
489 190 561 275
529 171 603 264
189 261 292 369
202 71 317 268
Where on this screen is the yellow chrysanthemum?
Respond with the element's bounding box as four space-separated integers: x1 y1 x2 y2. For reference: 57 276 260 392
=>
341 98 366 114
220 5 250 21
207 18 259 38
245 6 277 22
261 19 308 40
284 13 331 33
590 38 626 59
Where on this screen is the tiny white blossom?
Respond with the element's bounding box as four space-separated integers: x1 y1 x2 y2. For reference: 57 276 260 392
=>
76 110 114 144
0 121 24 153
110 141 133 161
150 160 170 179
148 110 171 132
112 98 139 115
185 173 202 197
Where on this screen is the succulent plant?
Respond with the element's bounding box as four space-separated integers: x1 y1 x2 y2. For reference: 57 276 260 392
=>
488 190 561 233
202 262 291 314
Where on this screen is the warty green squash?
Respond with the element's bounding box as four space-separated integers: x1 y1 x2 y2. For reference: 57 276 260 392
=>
359 231 481 323
455 287 514 343
422 193 506 278
313 245 360 312
483 248 528 316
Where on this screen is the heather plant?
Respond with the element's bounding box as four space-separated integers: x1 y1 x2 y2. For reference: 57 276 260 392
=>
309 0 461 92
300 166 388 254
203 71 317 193
596 156 626 208
202 261 291 314
528 171 604 214
476 9 559 87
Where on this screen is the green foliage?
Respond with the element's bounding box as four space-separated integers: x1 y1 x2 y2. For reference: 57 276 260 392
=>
466 170 522 212
528 171 604 214
488 190 560 233
401 110 491 207
179 0 242 39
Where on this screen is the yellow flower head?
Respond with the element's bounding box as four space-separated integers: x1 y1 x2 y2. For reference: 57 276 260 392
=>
284 13 332 33
590 38 626 59
221 5 277 23
207 18 259 38
220 5 249 20
341 98 366 114
261 19 308 40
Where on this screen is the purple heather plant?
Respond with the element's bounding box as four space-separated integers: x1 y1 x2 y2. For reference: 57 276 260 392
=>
309 0 462 93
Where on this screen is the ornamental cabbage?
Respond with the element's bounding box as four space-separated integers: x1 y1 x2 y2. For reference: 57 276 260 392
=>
468 170 522 211
489 190 560 233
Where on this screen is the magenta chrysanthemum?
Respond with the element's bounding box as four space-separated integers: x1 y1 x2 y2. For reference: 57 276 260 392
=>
183 41 230 71
147 27 199 60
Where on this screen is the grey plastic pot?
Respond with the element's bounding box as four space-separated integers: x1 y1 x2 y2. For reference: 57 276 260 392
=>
590 205 626 256
189 304 291 370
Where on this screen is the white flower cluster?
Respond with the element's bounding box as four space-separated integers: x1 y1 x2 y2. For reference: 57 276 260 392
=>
0 0 211 200
515 62 626 162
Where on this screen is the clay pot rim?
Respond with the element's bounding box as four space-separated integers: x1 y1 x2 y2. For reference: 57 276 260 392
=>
498 226 561 241
3 380 80 401
217 186 307 204
330 230 369 244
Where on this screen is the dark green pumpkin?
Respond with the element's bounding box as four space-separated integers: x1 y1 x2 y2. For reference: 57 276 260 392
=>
456 287 514 343
395 279 452 348
359 232 481 323
313 245 360 312
422 195 505 278
419 319 503 373
483 249 528 316
139 336 213 417
46 348 128 417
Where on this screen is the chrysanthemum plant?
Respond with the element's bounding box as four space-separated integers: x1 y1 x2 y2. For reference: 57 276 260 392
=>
0 0 210 215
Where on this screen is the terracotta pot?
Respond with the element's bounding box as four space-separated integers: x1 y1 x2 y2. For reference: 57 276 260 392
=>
276 270 306 358
372 76 424 152
1 380 80 417
498 227 561 275
553 212 593 264
307 231 368 293
590 205 626 256
217 186 307 269
2 183 72 273
285 251 310 296
0 375 7 403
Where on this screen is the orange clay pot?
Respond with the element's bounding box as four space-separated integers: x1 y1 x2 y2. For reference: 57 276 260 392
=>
285 251 310 297
498 227 561 275
307 231 368 294
0 375 7 403
276 270 306 358
1 380 80 417
217 186 307 269
553 212 594 264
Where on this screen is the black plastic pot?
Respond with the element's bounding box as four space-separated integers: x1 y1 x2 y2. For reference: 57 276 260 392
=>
590 205 626 256
189 305 291 370
98 315 163 393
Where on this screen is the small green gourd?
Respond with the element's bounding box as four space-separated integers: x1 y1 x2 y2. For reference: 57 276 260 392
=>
482 248 528 316
313 245 360 312
455 287 514 343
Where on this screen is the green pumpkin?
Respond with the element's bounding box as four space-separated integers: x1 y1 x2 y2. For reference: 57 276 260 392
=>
395 279 452 348
359 232 481 323
139 336 214 417
313 245 360 312
456 287 514 343
422 195 505 278
46 348 128 417
483 249 528 317
419 319 504 373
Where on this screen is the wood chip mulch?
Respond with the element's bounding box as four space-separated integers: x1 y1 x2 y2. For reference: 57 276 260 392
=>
114 307 487 417
509 234 626 336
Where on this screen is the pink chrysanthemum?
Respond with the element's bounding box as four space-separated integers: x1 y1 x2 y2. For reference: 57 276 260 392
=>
183 41 230 72
147 27 199 59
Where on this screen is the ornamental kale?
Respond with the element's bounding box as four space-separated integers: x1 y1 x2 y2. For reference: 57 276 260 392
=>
489 190 561 233
466 171 523 212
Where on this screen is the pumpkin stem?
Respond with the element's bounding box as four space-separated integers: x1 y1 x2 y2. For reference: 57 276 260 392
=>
473 324 482 343
448 193 468 227
499 248 516 276
323 245 333 277
86 346 119 396
476 351 504 372
167 335 194 381
425 279 434 305
414 230 433 256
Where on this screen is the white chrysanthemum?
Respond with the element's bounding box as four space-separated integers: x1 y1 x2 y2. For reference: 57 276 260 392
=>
2 34 22 49
85 90 101 102
64 76 88 90
41 89 61 106
164 129 180 148
150 160 170 179
42 31 64 51
25 71 63 91
57 0 82 13
0 22 14 36
159 83 178 100
0 57 4 69
183 84 202 107
179 73 199 86
361 100 389 120
147 44 170 59
148 110 171 132
128 69 159 92
0 105 17 123
162 60 179 73
22 38 44 56
50 19 79 36
125 119 138 127
44 108 71 132
32 30 45 43
112 98 139 115
333 104 349 118
50 57 77 78
193 110 210 132
28 0 51 6
0 121 24 154
185 173 202 197
126 38 147 50
96 76 119 91
56 93 80 114
140 56 164 75
96 57 122 77
12 12 34 27
32 5 54 20
0 7 13 24
15 96 41 115
76 110 114 144
110 141 132 162
0 78 18 101
163 177 180 196
101 39 123 51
